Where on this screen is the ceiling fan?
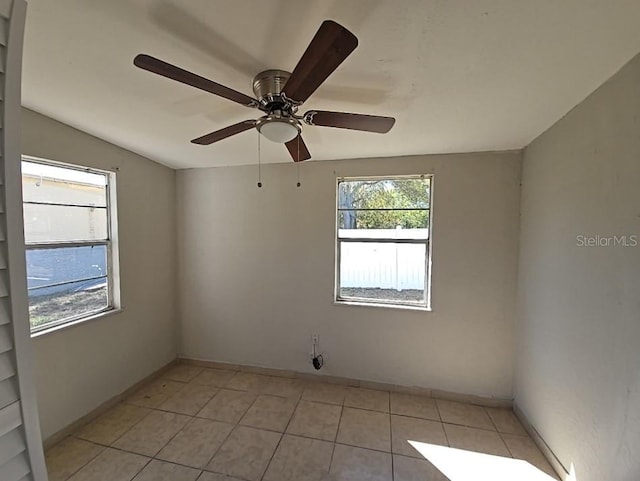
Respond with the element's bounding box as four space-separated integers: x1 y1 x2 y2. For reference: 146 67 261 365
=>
133 20 395 162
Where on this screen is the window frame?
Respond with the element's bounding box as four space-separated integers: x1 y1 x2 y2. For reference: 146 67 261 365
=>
334 174 433 311
22 155 121 335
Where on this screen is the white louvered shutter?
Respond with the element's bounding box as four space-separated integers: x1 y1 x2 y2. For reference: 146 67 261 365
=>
0 0 49 480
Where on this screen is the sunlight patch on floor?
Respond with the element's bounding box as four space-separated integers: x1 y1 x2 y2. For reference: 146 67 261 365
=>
409 440 558 481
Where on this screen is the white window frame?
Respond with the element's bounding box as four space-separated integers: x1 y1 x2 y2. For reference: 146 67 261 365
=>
22 156 121 335
334 174 433 310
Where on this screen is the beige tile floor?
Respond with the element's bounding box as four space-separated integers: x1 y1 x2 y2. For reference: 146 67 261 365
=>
46 364 560 481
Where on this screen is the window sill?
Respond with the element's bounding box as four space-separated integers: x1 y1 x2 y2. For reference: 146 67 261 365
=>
30 307 124 338
334 299 432 312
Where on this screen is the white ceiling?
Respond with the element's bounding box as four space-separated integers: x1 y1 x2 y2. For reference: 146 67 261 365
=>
22 0 640 169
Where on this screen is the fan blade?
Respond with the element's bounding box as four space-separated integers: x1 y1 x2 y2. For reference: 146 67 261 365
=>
134 54 258 108
304 110 395 133
282 20 358 103
285 135 312 162
191 120 257 145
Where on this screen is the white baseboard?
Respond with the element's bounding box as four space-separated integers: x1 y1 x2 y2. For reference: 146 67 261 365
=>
180 356 514 408
513 403 569 480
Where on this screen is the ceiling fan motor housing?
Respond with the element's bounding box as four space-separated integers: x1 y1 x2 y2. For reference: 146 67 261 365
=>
252 69 295 112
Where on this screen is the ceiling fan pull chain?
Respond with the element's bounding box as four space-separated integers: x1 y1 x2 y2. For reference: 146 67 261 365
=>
257 131 263 188
296 135 301 188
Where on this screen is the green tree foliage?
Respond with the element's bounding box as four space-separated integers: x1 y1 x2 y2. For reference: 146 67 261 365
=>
339 179 430 229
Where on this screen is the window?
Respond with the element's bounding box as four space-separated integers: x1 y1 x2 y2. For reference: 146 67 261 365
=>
336 176 432 309
22 157 120 333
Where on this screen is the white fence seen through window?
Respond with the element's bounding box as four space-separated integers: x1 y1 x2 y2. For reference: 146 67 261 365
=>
339 228 428 291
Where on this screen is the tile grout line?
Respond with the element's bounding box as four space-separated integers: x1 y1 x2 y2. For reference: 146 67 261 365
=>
388 389 397 479
441 422 451 448
497 431 517 460
482 406 513 458
258 390 304 481
327 441 338 479
199 421 240 474
485 406 499 431
111 410 192 459
386 392 399 467
389 397 394 481
128 455 154 481
150 413 201 465
484 406 513 458
327 401 346 479
88 374 202 470
155 381 220 410
333 403 345 444
130 405 191 442
434 398 443 423
82 444 150 465
229 387 261 423
436 402 452 448
89 426 403 458
149 458 203 475
91 434 428 473
194 383 266 474
54 438 105 481
90 443 203 477
73 399 157 451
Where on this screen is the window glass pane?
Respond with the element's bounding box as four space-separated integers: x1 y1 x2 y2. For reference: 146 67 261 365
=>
24 204 108 243
338 178 430 210
27 246 109 330
339 241 426 305
338 210 429 232
22 161 107 206
26 245 107 290
28 280 108 331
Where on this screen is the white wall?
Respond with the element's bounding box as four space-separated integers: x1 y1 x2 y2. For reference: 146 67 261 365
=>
178 151 521 398
515 53 640 480
22 109 177 439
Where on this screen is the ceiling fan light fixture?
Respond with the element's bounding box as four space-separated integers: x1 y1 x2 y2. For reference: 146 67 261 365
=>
257 118 300 143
